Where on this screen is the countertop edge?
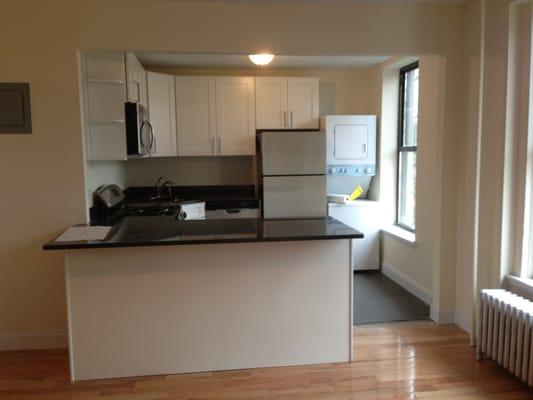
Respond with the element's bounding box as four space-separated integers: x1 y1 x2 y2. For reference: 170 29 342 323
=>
42 233 363 251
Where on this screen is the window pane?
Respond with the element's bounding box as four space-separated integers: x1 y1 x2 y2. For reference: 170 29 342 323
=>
398 151 416 230
402 67 419 147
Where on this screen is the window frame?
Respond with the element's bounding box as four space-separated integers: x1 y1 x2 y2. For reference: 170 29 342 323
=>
396 61 419 233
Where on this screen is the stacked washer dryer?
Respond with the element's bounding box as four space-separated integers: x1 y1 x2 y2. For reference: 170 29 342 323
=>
322 115 383 271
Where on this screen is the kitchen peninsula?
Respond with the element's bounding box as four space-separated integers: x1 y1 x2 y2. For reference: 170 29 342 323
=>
44 216 362 381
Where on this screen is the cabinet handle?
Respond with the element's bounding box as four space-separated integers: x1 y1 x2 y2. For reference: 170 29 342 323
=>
211 137 215 154
217 137 222 154
134 80 141 103
283 111 287 128
289 111 293 128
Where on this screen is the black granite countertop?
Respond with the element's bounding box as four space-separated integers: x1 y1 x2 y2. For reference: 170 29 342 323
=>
43 217 363 250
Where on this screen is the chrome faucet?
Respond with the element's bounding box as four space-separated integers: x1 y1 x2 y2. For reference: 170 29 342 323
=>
154 177 174 200
160 180 174 199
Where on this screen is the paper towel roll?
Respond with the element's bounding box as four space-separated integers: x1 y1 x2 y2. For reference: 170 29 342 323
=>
327 193 350 204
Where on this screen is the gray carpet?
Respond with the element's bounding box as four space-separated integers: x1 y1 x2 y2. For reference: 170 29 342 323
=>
354 271 430 325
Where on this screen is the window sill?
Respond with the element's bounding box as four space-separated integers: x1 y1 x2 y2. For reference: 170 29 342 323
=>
505 275 533 300
381 225 417 246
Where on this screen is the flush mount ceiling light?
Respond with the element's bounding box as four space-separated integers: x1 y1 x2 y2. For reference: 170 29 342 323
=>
249 54 274 66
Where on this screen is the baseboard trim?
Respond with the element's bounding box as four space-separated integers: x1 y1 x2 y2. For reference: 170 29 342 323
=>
381 263 432 305
454 309 472 334
430 307 455 324
0 331 68 351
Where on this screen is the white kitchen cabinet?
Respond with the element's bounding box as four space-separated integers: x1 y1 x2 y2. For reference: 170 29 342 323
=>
287 77 319 129
175 76 217 156
328 201 383 270
82 51 128 161
255 77 319 130
255 77 288 129
215 77 256 155
125 53 147 109
147 72 177 157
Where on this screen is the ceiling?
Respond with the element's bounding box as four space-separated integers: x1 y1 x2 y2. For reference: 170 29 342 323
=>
135 53 391 69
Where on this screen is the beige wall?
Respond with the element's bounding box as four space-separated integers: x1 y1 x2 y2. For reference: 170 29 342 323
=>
0 0 466 348
379 56 449 312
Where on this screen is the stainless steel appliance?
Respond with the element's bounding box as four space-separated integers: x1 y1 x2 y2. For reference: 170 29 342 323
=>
258 131 326 219
125 101 154 157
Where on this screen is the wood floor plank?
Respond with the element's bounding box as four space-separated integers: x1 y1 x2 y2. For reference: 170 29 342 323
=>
0 321 530 399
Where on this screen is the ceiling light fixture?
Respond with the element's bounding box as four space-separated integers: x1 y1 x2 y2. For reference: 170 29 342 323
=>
249 54 274 66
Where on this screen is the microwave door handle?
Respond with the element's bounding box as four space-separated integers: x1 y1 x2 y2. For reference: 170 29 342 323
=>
147 120 155 154
139 120 146 152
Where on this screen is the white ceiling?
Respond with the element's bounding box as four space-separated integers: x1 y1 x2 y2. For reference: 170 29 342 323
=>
135 53 390 69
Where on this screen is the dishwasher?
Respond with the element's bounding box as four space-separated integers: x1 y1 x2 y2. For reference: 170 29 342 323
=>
205 207 259 219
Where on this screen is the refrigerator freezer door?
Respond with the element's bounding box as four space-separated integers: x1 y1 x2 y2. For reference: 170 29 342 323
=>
263 176 327 219
261 131 325 175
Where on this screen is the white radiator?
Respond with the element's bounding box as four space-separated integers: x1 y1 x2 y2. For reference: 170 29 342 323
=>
478 289 533 385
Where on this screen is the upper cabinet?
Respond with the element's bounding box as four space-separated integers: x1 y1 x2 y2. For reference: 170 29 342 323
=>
82 51 128 161
215 77 256 156
255 77 288 130
174 76 256 156
147 72 177 157
125 53 148 109
255 77 319 130
287 78 319 129
175 76 216 156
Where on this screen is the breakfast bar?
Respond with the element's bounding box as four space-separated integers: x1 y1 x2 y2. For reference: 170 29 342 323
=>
44 217 362 381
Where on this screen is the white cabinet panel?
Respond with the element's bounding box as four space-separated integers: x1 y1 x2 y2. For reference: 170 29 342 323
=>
85 52 125 81
328 202 383 270
215 77 256 155
147 72 177 157
82 51 128 161
175 76 216 156
287 77 319 129
87 123 127 161
255 77 288 129
86 82 126 121
125 53 147 107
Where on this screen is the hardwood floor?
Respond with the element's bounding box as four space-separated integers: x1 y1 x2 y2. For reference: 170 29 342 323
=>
0 322 531 399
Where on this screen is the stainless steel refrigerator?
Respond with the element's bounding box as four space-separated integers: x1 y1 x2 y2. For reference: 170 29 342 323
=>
258 131 326 219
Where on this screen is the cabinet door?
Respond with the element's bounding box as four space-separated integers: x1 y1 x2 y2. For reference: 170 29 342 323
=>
175 76 216 156
125 53 147 108
255 77 287 129
147 72 177 157
215 77 256 156
287 77 319 129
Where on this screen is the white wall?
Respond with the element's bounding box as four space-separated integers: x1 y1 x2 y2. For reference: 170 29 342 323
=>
0 0 466 349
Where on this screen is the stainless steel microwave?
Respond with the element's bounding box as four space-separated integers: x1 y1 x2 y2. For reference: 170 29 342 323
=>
125 101 154 157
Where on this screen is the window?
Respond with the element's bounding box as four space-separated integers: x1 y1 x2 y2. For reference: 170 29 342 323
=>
396 62 419 232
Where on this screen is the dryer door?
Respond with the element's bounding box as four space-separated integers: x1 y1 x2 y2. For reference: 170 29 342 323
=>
333 124 368 160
